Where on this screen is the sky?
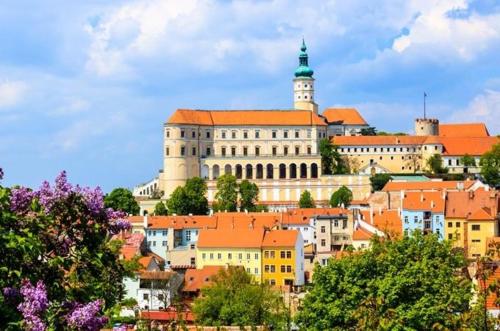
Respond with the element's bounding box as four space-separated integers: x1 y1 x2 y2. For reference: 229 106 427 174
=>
1 0 499 192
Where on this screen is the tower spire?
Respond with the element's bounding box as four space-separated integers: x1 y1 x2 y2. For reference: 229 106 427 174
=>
293 39 317 113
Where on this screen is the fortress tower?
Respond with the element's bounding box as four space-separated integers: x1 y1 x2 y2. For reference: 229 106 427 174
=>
293 39 318 113
415 118 439 136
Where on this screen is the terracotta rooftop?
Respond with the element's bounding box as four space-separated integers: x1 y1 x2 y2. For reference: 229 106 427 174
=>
440 137 498 156
144 215 217 230
352 227 373 241
139 271 175 280
197 228 265 248
360 209 402 237
439 123 489 137
183 266 223 293
262 230 299 247
445 190 498 220
322 108 368 125
215 212 281 230
167 109 327 126
402 191 445 213
332 135 429 146
382 180 474 192
281 208 349 225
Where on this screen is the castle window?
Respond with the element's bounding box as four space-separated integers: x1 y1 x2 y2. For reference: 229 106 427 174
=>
435 146 438 151
307 146 311 155
243 131 248 139
295 130 300 138
181 130 185 138
221 131 226 139
192 147 196 156
272 147 277 156
284 146 288 156
255 130 260 138
166 130 170 138
221 147 226 156
304 84 308 88
304 95 308 99
295 146 300 155
390 156 394 160
243 147 248 156
448 159 452 166
231 147 236 156
232 131 236 139
284 130 289 138
181 146 185 156
272 131 277 139
192 131 196 138
298 96 301 99
206 147 211 156
206 131 210 139
255 146 260 156
165 147 169 156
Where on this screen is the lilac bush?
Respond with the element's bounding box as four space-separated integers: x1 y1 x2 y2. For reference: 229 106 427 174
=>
17 280 48 331
10 186 37 214
66 300 108 331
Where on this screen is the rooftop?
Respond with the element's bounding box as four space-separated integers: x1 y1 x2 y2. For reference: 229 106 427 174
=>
402 191 445 213
445 189 498 220
183 266 223 292
262 230 299 247
439 123 489 137
322 108 368 126
382 180 474 192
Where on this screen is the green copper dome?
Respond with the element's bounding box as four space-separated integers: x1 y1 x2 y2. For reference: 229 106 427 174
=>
294 39 314 78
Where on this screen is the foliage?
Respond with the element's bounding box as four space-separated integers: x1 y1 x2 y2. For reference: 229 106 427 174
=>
360 127 377 136
377 131 408 136
329 186 353 207
214 174 238 212
319 139 348 175
480 143 500 187
460 154 476 167
299 190 315 208
426 154 448 174
0 170 131 329
167 177 208 215
153 201 168 216
341 155 360 174
193 266 287 328
254 204 269 212
104 188 140 216
295 231 473 330
369 173 392 192
239 180 259 212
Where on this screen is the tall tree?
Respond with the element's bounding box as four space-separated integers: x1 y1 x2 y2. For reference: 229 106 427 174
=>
426 154 448 174
319 138 347 175
166 177 208 215
239 180 259 212
166 186 189 215
329 186 353 207
296 231 473 330
193 266 287 329
104 188 140 215
299 190 315 208
480 143 500 187
214 174 238 212
153 201 168 216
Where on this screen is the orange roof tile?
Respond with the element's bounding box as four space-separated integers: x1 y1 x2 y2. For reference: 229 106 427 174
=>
322 108 368 125
440 137 499 156
183 266 223 292
360 209 402 237
402 191 445 213
144 215 217 230
352 227 373 241
215 212 282 230
139 271 175 280
382 180 474 192
167 109 327 126
197 228 265 248
281 208 349 225
138 256 154 269
445 190 498 219
262 230 299 247
479 262 500 310
439 123 489 137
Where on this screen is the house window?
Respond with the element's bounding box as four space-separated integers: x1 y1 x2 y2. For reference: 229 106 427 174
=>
280 251 286 258
472 225 480 231
334 220 338 227
280 265 286 273
247 268 250 273
206 147 211 156
162 241 167 246
272 131 277 139
158 294 164 301
217 253 222 259
192 131 196 138
190 244 195 249
186 230 191 241
206 131 210 138
448 222 452 228
456 222 460 227
270 251 275 258
270 265 275 272
295 130 300 138
166 130 170 138
272 147 277 156
321 226 325 233
321 239 326 246
210 253 213 259
255 253 259 259
143 293 149 300
181 146 185 156
190 257 195 265
264 251 269 258
192 147 196 156
181 130 185 138
270 279 276 285
448 234 453 240
284 147 288 156
404 216 409 224
414 216 418 223
231 147 236 156
307 129 312 138
228 253 232 259
286 251 291 258
307 146 311 155
243 147 248 156
286 265 292 273
202 253 206 259
472 239 481 243
162 230 167 236
238 253 242 259
247 253 251 260
255 147 260 156
221 147 226 156
265 265 270 272
254 268 258 274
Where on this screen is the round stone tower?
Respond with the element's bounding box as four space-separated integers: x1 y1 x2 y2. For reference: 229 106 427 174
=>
415 118 439 136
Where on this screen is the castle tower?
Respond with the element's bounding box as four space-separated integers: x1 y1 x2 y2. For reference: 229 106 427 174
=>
293 39 318 113
415 118 439 136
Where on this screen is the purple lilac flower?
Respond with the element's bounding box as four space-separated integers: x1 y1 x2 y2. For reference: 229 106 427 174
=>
17 280 48 331
81 186 104 216
106 208 127 220
2 287 19 299
109 219 132 235
66 300 108 331
10 186 36 214
113 325 127 331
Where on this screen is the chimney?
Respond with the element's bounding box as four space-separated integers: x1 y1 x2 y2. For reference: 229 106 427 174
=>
457 182 464 191
469 191 474 200
442 189 446 200
370 205 374 225
397 207 401 216
431 200 435 208
143 214 148 229
378 207 382 215
420 193 424 202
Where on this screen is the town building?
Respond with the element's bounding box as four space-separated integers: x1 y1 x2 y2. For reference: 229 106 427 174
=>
182 266 223 299
401 191 445 239
314 208 353 265
323 108 369 136
262 230 304 287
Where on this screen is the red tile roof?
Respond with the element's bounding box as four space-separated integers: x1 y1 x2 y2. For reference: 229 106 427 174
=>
440 137 498 156
445 190 498 220
139 310 195 322
439 123 489 137
197 228 265 248
262 230 299 247
183 266 223 292
322 108 368 125
144 215 217 230
382 180 474 192
402 191 445 213
167 109 327 126
281 208 348 225
215 212 282 230
352 227 373 241
360 209 402 237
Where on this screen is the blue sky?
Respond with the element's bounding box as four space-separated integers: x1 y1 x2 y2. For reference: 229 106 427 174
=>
1 0 499 192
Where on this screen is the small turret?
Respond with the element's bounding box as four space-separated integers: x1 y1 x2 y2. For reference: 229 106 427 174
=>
293 39 318 113
415 118 439 136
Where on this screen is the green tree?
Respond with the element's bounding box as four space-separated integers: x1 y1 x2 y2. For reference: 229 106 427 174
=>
480 143 500 187
153 201 168 216
369 173 392 192
329 186 353 207
319 138 348 175
360 127 377 136
426 154 448 174
104 188 140 215
214 174 238 212
460 154 476 167
166 177 208 215
295 231 473 330
299 190 315 208
239 180 259 212
193 266 287 328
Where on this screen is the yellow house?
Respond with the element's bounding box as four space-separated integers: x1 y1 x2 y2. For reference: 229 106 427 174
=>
262 230 304 287
196 228 265 282
445 190 499 258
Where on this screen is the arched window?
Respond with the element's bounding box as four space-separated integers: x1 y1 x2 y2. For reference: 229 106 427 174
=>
279 164 286 179
266 164 274 179
256 164 263 179
201 165 209 179
311 163 318 178
212 165 220 180
300 163 307 178
290 164 297 179
224 164 232 175
235 164 243 179
246 164 253 179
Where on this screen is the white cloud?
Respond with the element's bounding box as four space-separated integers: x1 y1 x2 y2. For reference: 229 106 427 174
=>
0 80 28 109
448 89 500 133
